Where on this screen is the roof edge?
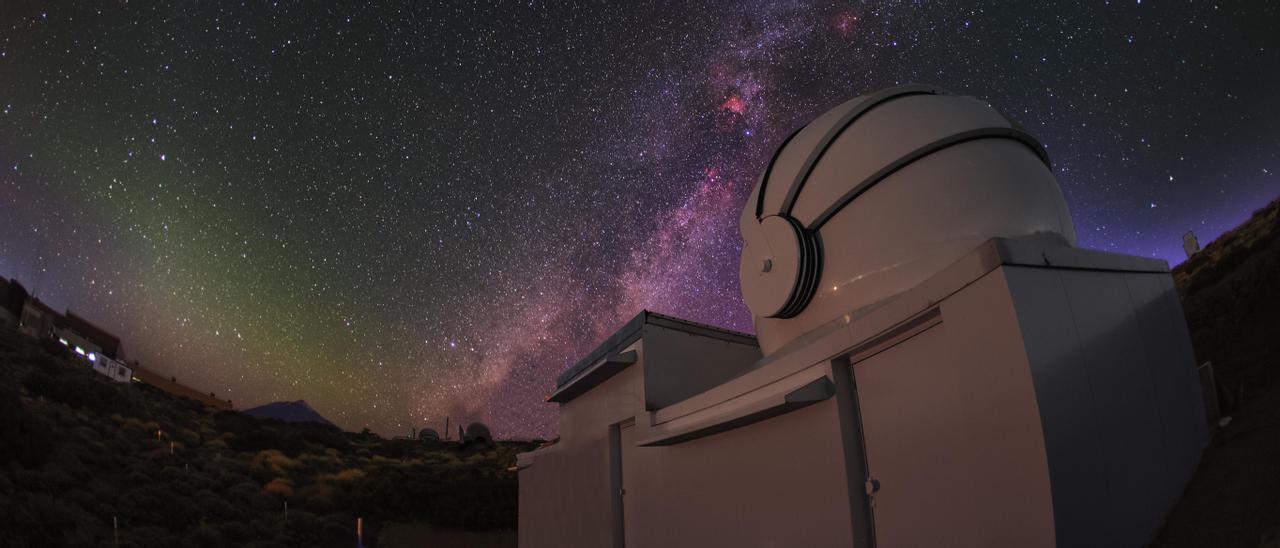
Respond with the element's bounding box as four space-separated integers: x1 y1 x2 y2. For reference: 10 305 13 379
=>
551 310 756 392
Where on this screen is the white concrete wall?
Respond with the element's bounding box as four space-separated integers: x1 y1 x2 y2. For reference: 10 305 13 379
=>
520 339 854 548
519 343 644 548
521 254 1205 548
1004 266 1207 548
641 324 762 409
622 396 855 548
852 268 1057 548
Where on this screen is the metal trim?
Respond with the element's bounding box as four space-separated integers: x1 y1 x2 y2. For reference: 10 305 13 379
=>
755 126 805 220
847 307 943 367
547 351 638 404
832 358 876 548
638 376 835 446
774 223 823 319
609 421 629 548
554 310 755 390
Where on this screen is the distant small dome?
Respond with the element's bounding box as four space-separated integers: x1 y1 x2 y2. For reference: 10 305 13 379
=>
463 422 492 443
417 428 440 441
740 84 1075 355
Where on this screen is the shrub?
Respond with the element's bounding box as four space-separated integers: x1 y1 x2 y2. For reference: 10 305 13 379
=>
298 424 350 452
0 384 57 467
263 477 294 499
213 410 260 436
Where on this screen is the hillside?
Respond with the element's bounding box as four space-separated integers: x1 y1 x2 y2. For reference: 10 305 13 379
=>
1173 196 1280 376
1156 196 1280 546
0 330 534 547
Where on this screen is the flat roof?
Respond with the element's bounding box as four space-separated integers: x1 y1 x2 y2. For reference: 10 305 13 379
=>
549 310 755 403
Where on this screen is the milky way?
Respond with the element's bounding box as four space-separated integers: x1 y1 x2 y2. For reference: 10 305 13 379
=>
2 2 1278 438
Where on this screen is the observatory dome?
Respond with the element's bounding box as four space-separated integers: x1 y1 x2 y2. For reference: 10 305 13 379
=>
418 428 441 442
464 422 493 444
740 84 1076 355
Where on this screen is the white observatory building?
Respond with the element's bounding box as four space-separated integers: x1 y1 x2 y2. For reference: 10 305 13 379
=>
518 84 1208 548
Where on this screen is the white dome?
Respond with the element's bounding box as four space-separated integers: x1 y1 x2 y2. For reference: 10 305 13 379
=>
740 84 1076 355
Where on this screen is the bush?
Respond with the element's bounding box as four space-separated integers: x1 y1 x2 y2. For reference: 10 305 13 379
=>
0 384 57 467
213 410 260 437
298 424 350 452
263 477 294 499
231 426 305 457
373 438 418 459
8 493 107 547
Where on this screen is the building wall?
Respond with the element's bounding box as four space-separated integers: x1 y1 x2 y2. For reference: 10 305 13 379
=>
519 343 645 548
18 301 57 338
851 268 1057 548
90 355 133 383
1004 266 1208 548
622 395 854 548
521 337 856 548
521 254 1205 548
56 328 103 358
641 324 762 410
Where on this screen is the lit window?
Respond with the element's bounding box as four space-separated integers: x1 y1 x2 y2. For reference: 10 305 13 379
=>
58 338 69 345
88 353 97 362
74 346 86 356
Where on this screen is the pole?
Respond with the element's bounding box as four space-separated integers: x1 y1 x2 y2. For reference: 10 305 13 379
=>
113 516 118 547
357 516 363 547
284 500 288 521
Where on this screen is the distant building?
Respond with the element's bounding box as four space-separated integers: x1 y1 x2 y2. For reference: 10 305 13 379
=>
1184 230 1201 258
57 310 125 360
86 352 133 384
42 311 133 384
418 428 442 442
18 297 61 339
461 422 493 448
2 276 223 395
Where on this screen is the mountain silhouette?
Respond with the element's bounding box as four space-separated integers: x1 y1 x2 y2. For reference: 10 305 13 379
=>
243 400 335 427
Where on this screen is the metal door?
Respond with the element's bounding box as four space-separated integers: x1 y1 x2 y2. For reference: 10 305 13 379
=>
852 324 968 547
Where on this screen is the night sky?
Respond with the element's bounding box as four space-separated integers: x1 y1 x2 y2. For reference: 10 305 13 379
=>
2 2 1277 439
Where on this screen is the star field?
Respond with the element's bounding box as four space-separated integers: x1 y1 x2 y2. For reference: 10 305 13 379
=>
2 1 1277 438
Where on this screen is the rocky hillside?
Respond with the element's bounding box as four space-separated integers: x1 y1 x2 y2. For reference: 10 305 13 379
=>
1157 196 1280 547
1173 196 1280 379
